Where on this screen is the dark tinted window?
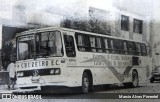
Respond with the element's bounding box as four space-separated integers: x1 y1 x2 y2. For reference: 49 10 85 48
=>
96 37 102 52
133 19 143 34
75 33 90 52
64 35 76 57
141 43 147 56
135 43 141 55
121 15 129 31
75 32 147 56
104 38 109 53
128 42 136 55
123 41 128 54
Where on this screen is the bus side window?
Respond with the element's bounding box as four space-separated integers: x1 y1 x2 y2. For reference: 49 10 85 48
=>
119 40 124 54
90 36 96 52
141 43 147 56
123 41 128 54
132 42 137 55
114 40 122 54
64 35 76 57
113 40 117 54
128 41 133 55
96 37 102 52
108 39 114 53
77 34 85 51
104 38 109 53
135 43 141 56
75 33 90 52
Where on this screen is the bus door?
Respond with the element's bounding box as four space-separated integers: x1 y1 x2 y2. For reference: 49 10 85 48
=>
63 34 76 57
63 34 76 67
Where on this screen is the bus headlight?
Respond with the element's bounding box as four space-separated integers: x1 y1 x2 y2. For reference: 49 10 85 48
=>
50 70 54 74
54 68 60 74
17 72 24 77
50 68 60 75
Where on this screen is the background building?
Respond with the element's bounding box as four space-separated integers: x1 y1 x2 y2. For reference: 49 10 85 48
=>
151 0 160 68
0 0 160 69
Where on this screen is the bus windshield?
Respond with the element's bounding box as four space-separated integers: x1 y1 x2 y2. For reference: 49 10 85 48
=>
17 31 63 60
18 35 34 60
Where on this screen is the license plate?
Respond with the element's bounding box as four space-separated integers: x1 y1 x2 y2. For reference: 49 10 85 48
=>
32 79 39 83
31 76 40 83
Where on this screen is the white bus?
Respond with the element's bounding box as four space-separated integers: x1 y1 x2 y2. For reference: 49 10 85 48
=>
15 27 152 93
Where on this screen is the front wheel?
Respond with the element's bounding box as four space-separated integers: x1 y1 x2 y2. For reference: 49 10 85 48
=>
131 71 139 87
82 72 90 94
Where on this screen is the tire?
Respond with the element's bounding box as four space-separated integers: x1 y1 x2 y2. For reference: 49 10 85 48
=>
124 71 139 88
150 78 154 83
123 83 132 88
82 72 90 94
131 71 139 88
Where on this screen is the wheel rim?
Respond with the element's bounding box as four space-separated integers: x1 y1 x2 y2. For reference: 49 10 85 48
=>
133 72 138 87
82 74 90 93
82 75 89 93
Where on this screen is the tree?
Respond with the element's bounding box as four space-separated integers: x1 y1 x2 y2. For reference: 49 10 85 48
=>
2 41 16 69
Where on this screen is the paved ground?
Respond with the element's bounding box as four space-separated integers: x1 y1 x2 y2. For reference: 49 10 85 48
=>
0 81 160 101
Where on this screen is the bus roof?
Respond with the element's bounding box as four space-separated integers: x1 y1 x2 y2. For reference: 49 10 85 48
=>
16 26 147 44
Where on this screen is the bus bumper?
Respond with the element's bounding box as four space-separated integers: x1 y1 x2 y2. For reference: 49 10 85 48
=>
17 81 79 90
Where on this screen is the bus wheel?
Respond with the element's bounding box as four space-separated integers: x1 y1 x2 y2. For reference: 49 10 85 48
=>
150 78 154 83
131 71 139 87
82 72 90 94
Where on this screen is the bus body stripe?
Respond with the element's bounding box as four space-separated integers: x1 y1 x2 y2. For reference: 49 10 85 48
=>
81 55 133 82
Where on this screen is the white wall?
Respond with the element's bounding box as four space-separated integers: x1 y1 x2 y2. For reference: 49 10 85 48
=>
113 0 152 16
88 0 152 42
0 0 14 20
113 0 152 42
12 0 88 25
25 11 63 27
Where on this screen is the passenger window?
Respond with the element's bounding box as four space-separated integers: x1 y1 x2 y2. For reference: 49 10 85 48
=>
132 42 137 55
128 42 133 55
90 36 96 52
104 38 109 53
96 37 102 52
64 35 76 57
109 39 114 53
135 43 141 55
114 40 122 54
77 34 85 51
124 41 128 54
119 40 124 54
141 44 147 56
75 33 90 52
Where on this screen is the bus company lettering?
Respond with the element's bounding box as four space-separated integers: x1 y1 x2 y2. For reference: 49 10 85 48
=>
19 60 60 68
121 56 131 60
111 56 131 61
111 55 120 60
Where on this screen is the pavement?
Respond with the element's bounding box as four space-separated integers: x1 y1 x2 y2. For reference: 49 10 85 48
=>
0 84 19 93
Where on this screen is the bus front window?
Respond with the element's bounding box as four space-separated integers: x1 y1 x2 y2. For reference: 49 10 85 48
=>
36 31 63 57
18 35 34 60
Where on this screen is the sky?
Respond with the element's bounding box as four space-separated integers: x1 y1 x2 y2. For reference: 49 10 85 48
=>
0 0 157 49
0 0 153 20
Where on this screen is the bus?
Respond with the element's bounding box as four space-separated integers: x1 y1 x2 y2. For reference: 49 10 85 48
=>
15 27 152 93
